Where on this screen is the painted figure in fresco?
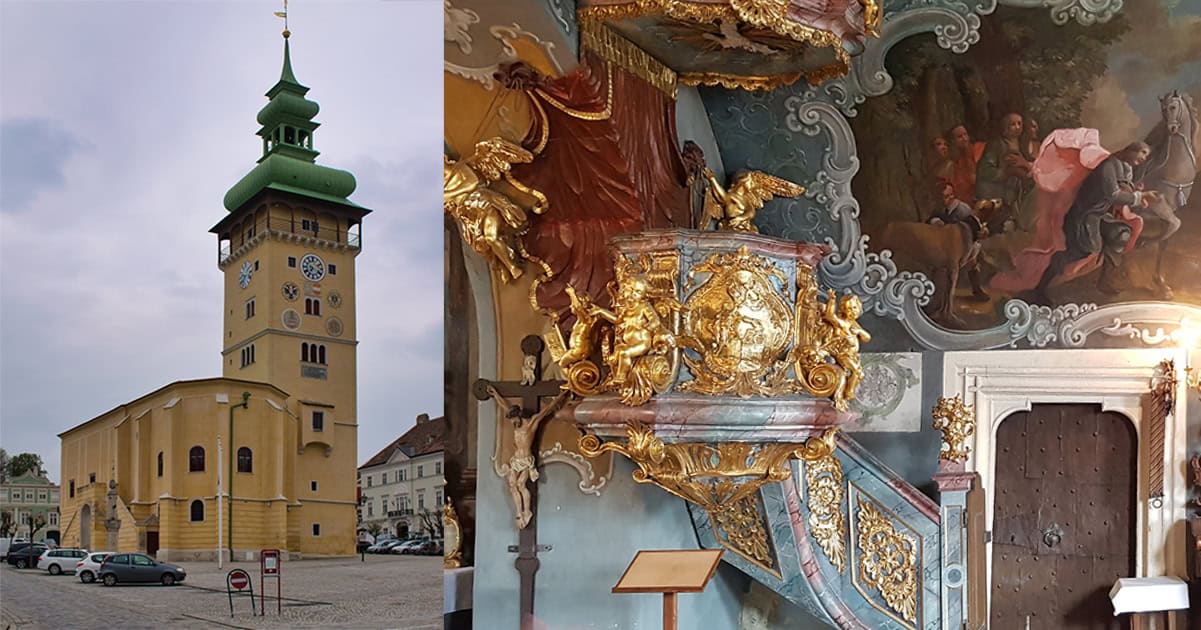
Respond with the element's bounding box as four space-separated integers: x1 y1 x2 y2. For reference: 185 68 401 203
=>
976 113 1035 230
929 136 955 192
1133 90 1196 299
1032 142 1161 302
929 181 990 301
821 290 871 404
484 384 571 530
948 125 980 204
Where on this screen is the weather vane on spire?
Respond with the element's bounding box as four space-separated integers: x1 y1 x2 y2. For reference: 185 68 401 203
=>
274 0 289 38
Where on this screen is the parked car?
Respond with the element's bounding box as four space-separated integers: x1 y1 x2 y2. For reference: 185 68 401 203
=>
413 540 442 556
75 552 112 583
98 553 186 586
6 543 48 569
371 540 404 554
38 548 89 575
392 540 425 555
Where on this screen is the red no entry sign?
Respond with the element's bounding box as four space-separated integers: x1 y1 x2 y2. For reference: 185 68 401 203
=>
229 570 250 590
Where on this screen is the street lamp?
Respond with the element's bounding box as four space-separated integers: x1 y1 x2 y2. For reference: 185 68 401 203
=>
228 392 250 559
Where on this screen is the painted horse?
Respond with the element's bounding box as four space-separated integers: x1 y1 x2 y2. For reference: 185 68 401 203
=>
1135 90 1198 299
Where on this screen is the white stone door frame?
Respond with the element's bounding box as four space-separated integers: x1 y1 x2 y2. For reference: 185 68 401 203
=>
942 349 1189 619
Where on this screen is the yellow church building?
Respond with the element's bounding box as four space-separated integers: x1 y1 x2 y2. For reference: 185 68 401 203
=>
58 32 368 562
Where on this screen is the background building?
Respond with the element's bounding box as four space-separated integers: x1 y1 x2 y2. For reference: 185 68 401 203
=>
0 472 60 544
57 33 369 562
358 414 444 539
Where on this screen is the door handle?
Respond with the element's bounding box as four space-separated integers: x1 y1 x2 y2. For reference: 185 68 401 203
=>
1041 524 1064 549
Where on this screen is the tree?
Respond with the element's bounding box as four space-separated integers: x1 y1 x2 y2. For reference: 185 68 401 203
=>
416 508 444 538
365 522 383 538
0 448 9 483
28 513 46 542
0 512 14 539
8 453 44 478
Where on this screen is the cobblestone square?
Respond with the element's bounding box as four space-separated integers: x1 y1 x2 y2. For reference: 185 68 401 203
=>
0 554 441 629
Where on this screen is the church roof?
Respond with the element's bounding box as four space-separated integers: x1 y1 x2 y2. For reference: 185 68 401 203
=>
359 415 445 470
222 35 363 213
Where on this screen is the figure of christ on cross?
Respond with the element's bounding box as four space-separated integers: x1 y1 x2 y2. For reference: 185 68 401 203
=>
485 383 571 529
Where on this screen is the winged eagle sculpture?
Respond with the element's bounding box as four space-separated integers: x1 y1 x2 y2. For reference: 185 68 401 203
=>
700 168 806 233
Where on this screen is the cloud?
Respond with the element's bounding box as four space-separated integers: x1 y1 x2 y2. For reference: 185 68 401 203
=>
1110 0 1201 91
0 118 85 212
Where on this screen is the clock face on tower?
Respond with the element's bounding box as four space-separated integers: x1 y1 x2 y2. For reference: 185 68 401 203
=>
239 261 253 289
300 254 325 282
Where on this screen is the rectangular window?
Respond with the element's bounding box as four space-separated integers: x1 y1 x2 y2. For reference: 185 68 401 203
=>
328 264 337 275
88 473 96 484
435 462 442 475
417 465 424 478
399 469 406 482
25 490 33 500
69 481 75 498
38 491 47 502
366 476 372 488
312 523 321 537
310 480 318 492
253 260 259 271
381 472 387 484
436 488 443 505
367 503 373 517
417 492 425 511
302 219 311 231
48 512 58 526
287 256 297 268
245 298 255 319
312 411 324 432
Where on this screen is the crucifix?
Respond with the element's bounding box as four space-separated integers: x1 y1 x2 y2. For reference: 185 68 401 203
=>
473 335 569 630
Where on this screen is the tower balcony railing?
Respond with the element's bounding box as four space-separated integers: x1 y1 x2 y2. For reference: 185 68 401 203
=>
218 217 362 264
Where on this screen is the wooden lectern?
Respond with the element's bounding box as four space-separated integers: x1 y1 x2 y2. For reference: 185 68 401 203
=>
613 549 723 630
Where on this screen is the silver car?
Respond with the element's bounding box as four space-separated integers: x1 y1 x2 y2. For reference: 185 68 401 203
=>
75 551 112 583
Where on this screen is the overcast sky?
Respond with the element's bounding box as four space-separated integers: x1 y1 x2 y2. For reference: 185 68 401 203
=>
0 0 443 481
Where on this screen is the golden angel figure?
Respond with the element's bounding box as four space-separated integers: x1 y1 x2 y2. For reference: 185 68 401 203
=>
821 290 871 405
444 138 542 282
701 168 806 233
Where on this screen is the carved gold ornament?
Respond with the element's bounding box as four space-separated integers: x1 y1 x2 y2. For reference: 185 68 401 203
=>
576 0 851 90
680 247 793 396
444 138 548 283
792 266 869 410
548 253 681 405
580 21 677 99
930 396 976 463
856 496 917 623
580 422 837 512
805 453 846 574
712 494 775 571
699 169 805 233
443 498 464 569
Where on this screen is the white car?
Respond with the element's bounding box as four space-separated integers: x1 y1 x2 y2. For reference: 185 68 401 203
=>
37 548 89 575
74 551 112 583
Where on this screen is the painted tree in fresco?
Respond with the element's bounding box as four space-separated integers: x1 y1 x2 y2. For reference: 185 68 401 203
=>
852 8 1129 235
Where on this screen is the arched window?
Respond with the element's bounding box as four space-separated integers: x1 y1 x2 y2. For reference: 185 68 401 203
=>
237 447 253 473
305 298 321 316
301 342 310 363
189 446 205 472
318 345 326 365
190 500 204 522
157 452 163 477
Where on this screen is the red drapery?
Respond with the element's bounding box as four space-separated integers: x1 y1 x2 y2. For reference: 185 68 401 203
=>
509 52 690 322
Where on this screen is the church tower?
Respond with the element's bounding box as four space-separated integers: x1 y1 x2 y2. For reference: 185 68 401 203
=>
210 30 369 554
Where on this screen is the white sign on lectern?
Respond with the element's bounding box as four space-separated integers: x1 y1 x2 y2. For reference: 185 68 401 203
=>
1109 576 1189 615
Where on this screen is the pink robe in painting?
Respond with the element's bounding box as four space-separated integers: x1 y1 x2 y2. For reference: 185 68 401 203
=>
988 128 1143 294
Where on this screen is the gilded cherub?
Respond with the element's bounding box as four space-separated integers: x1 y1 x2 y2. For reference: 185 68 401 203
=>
821 290 871 406
701 168 806 233
859 0 882 37
444 138 544 282
544 285 606 396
